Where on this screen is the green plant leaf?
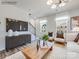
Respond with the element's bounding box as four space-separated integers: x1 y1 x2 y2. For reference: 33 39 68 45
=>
42 34 48 41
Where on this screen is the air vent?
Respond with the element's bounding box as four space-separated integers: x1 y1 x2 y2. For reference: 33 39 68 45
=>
1 1 17 5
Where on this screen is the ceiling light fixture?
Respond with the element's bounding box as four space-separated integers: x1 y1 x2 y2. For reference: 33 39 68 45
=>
47 0 68 9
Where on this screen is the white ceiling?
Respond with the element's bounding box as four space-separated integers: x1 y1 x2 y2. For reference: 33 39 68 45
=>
1 0 79 18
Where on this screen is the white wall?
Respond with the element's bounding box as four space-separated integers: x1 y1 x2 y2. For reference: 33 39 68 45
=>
0 5 28 21
36 8 79 38
29 19 36 27
69 8 79 17
0 5 28 51
0 17 6 51
55 8 79 40
36 17 48 38
35 19 40 38
46 15 56 38
56 8 79 32
56 12 69 32
36 15 56 38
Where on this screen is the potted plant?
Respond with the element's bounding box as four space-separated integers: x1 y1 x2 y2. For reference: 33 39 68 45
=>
42 34 49 46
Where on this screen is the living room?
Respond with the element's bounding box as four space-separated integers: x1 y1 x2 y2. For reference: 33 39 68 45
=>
0 0 79 59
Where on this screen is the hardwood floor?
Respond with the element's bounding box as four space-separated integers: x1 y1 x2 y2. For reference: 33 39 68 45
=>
1 41 79 59
0 41 37 59
0 45 26 59
0 41 65 59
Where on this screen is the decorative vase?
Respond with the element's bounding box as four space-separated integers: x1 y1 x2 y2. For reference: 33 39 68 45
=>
8 29 13 36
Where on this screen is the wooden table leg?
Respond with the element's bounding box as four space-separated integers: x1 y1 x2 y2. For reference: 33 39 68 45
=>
50 46 53 51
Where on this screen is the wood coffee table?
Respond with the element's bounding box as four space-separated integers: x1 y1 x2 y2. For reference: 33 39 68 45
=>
22 47 52 59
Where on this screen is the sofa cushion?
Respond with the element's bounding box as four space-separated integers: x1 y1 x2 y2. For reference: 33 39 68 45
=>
54 38 65 43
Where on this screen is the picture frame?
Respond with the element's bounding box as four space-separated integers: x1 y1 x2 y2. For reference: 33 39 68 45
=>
70 16 79 31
